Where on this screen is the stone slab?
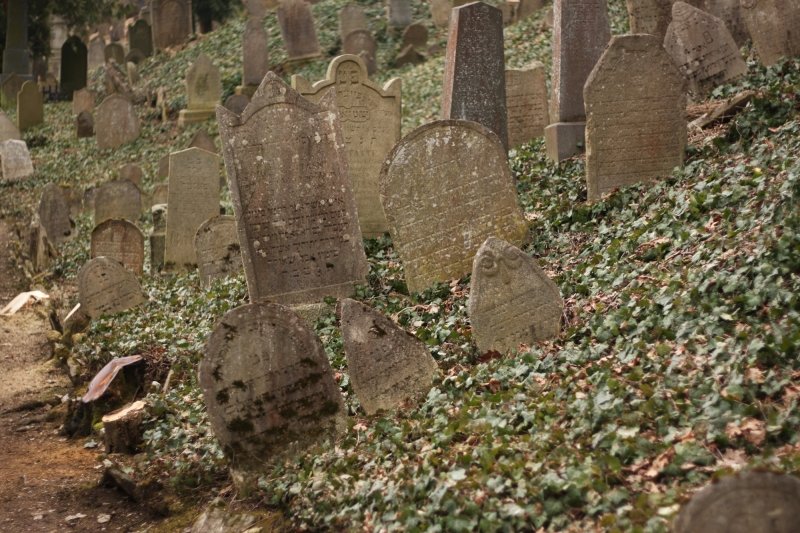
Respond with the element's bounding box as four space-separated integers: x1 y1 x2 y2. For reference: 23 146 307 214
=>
90 218 145 275
505 63 549 148
77 257 147 318
194 215 243 285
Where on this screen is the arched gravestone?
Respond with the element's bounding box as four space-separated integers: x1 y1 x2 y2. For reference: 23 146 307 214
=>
741 0 800 67
342 30 378 75
276 0 322 61
194 215 243 285
584 34 687 202
60 36 88 99
95 94 140 149
77 257 147 318
87 37 105 71
199 302 344 470
242 17 269 89
379 120 529 293
90 219 145 275
17 81 43 132
37 184 72 246
128 19 153 58
292 54 401 237
216 72 368 305
151 0 193 50
339 3 367 41
178 54 222 126
104 42 125 65
0 140 34 182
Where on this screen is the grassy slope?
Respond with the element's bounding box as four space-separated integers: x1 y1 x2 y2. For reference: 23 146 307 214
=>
2 0 799 531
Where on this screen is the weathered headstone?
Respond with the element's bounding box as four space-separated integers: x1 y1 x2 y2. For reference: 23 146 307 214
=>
72 88 94 115
151 0 193 50
76 111 95 138
87 36 105 71
77 257 147 318
0 140 34 182
0 110 21 141
128 19 153 58
505 63 549 148
625 0 674 39
224 94 250 115
395 45 425 67
90 219 145 275
342 30 378 75
199 302 344 470
178 54 222 126
216 72 369 305
37 183 72 245
95 94 140 149
401 22 429 50
1 74 24 110
103 60 133 99
60 36 88 99
241 17 269 93
165 147 221 269
104 42 125 65
340 298 438 415
16 81 43 132
339 4 368 40
379 120 528 293
700 0 749 46
194 215 243 285
388 0 413 28
94 180 142 224
514 0 544 20
28 215 56 274
741 0 800 67
152 184 169 205
664 2 747 97
188 129 217 153
468 237 562 353
544 0 611 162
442 2 508 150
150 203 167 271
430 0 452 27
293 55 401 237
120 163 143 186
277 0 322 61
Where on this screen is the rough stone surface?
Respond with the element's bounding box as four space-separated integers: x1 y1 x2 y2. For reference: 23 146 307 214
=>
277 0 322 60
28 214 55 274
188 129 217 153
217 72 368 305
17 81 43 132
199 302 344 470
340 298 438 415
700 0 749 46
72 88 94 115
388 0 412 27
194 215 243 285
152 184 169 206
90 219 145 275
243 17 269 87
76 111 95 137
625 0 674 39
741 0 800 67
95 94 140 149
505 63 549 148
179 54 222 125
88 36 105 71
339 4 368 40
151 0 193 50
94 180 142 224
0 110 21 141
224 94 251 115
342 29 378 75
379 120 528 293
128 19 153 58
38 183 72 245
120 163 144 187
0 140 34 182
60 36 87 99
401 22 428 50
78 257 147 318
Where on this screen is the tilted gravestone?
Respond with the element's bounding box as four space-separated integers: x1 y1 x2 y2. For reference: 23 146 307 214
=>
442 2 508 150
188 129 217 153
379 120 528 293
241 17 269 93
199 302 344 470
90 219 145 275
544 0 611 162
1 73 25 109
151 0 193 50
340 298 438 415
128 19 153 58
17 81 43 132
119 163 143 187
625 0 674 39
664 2 747 97
194 215 243 285
87 36 105 71
395 44 425 67
741 0 800 67
60 36 88 99
585 34 687 201
401 23 428 51
0 140 34 182
95 94 140 149
28 214 56 274
216 72 369 305
76 111 95 137
78 257 147 318
342 30 378 75
72 88 94 115
505 62 549 148
277 0 322 61
94 180 141 224
104 42 125 65
0 110 21 141
468 237 562 354
178 54 222 126
165 147 221 269
37 183 72 246
293 55 401 237
339 3 368 41
388 0 413 28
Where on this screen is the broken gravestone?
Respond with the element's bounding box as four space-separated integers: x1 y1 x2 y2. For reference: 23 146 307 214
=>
94 180 141 224
77 257 147 318
0 140 34 182
0 110 21 141
277 0 322 61
95 94 140 149
194 215 243 285
37 183 72 246
178 54 222 126
90 219 145 275
740 0 800 67
505 62 549 148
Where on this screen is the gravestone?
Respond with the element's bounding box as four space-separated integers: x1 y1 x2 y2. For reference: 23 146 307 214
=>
379 120 528 293
29 215 56 274
674 471 800 533
468 237 562 354
199 302 344 470
395 45 425 67
585 34 686 201
37 184 72 246
90 219 145 275
128 19 153 58
151 0 193 50
340 298 438 415
103 61 133 99
1 74 25 109
430 0 452 27
157 155 170 179
224 94 250 115
165 148 221 269
188 129 217 153
77 257 147 318
700 0 749 46
194 215 243 285
342 30 378 75
339 4 368 40
1 0 31 82
76 111 95 137
664 2 747 97
0 111 21 141
293 54 401 237
625 0 673 39
388 0 413 28
241 17 269 91
442 2 508 150
104 42 125 65
72 88 94 115
544 0 611 162
48 15 69 78
741 0 800 66
87 36 105 71
152 183 169 205
216 72 369 305
505 62 549 148
60 36 88 99
17 81 43 132
127 62 140 85
94 180 141 224
0 140 34 182
401 22 428 50
178 54 222 125
120 163 143 186
95 94 140 149
277 0 322 61
150 204 167 271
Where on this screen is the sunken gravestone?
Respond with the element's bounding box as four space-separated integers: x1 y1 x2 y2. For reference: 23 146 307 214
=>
60 36 88 99
17 81 43 132
178 54 222 126
94 180 141 224
625 0 674 39
0 140 34 182
293 55 401 237
76 111 95 137
741 0 800 67
38 183 72 245
241 17 270 95
194 215 243 285
468 237 562 354
78 257 146 318
585 34 686 201
277 0 322 61
151 0 193 50
128 19 153 58
95 94 140 149
199 302 344 470
72 88 94 115
340 299 438 415
342 30 378 75
505 62 549 148
90 219 145 275
216 73 369 305
379 120 528 293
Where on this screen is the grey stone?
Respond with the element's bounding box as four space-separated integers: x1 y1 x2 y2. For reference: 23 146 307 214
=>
94 180 141 225
505 63 549 148
0 140 33 182
194 215 243 285
339 4 368 40
38 183 72 246
95 94 140 149
90 219 145 275
388 0 413 28
242 17 269 88
178 54 222 126
741 0 800 66
0 110 21 141
78 257 147 318
342 30 378 75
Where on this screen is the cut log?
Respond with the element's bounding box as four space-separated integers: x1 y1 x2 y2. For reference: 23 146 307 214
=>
102 400 146 454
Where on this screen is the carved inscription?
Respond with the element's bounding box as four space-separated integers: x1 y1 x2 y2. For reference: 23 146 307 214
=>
505 63 549 148
91 219 145 275
194 215 243 285
78 257 147 318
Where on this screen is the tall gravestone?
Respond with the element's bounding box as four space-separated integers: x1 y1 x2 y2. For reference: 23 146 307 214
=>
95 94 140 149
151 0 193 50
78 257 147 318
178 54 221 125
216 72 369 305
585 34 686 201
17 81 43 132
94 180 141 224
339 3 368 40
0 140 33 182
165 147 221 269
1 74 25 109
150 204 167 271
194 215 243 285
442 2 508 150
90 219 145 275
240 17 269 96
2 0 31 84
544 0 611 162
48 15 68 79
293 55 401 237
505 62 549 148
88 36 105 71
277 0 322 61
37 183 72 246
379 120 528 293
625 0 674 39
342 30 378 75
60 36 88 99
128 19 153 58
741 0 800 66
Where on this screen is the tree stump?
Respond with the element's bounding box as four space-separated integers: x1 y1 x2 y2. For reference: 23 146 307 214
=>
102 400 146 454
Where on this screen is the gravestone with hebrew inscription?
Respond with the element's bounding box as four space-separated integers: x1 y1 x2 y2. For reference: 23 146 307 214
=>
585 34 686 201
340 298 438 415
505 63 549 148
217 72 369 305
293 55 401 237
94 180 141 224
78 257 147 318
277 0 322 61
241 17 269 95
128 19 153 58
17 81 43 132
544 0 611 162
95 94 140 149
469 237 562 354
442 2 508 150
178 54 222 126
741 0 800 67
388 0 413 27
151 0 193 50
199 302 344 470
625 0 673 39
342 30 378 75
194 216 243 285
379 120 528 293
72 88 94 115
60 36 87 99
38 184 72 246
0 140 33 182
91 219 145 275
0 110 20 141
165 147 221 269
339 3 367 40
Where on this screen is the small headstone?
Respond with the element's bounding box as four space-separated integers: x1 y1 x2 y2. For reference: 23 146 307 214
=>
37 183 72 245
0 140 34 182
224 94 250 115
442 2 509 150
188 129 217 153
104 42 125 65
150 204 167 271
1 74 25 109
90 219 145 275
120 163 143 187
340 298 438 415
741 0 800 67
76 111 95 138
194 215 243 285
339 4 368 40
401 23 429 50
198 302 344 470
152 183 169 205
625 0 673 39
342 30 378 75
700 0 749 46
388 0 413 28
505 63 549 148
128 19 153 58
277 0 322 61
60 36 88 99
17 81 43 132
178 54 222 126
94 180 141 224
379 120 528 293
77 257 147 318
664 2 747 97
95 94 140 149
468 237 562 354
395 44 425 67
0 111 21 141
430 0 452 27
72 88 94 115
242 17 269 89
151 0 193 50
88 36 105 71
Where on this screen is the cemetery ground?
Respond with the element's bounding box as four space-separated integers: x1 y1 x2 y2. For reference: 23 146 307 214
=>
0 0 799 531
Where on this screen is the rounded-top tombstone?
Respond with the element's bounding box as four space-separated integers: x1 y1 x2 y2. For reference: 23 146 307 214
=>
60 36 88 99
77 257 147 318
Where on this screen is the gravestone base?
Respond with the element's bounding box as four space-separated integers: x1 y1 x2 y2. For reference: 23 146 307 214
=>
150 232 165 271
234 85 258 98
177 108 216 126
544 121 585 162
